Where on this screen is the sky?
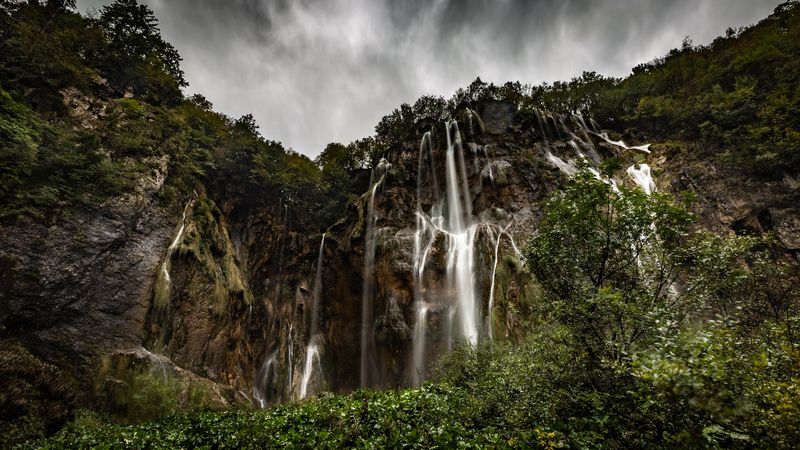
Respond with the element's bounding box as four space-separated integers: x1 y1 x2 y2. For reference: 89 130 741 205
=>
76 0 777 157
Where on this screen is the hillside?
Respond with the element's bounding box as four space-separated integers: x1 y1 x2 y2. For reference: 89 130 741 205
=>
1 1 799 448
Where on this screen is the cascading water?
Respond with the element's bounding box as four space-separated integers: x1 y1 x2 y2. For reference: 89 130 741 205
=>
411 133 438 386
309 234 325 337
410 305 428 386
253 352 277 408
287 323 294 399
546 151 578 176
299 337 321 399
627 164 656 195
487 222 517 341
360 159 390 387
155 201 192 307
576 117 651 154
548 112 563 140
411 118 521 384
535 109 550 147
465 107 485 136
444 121 479 345
300 234 325 398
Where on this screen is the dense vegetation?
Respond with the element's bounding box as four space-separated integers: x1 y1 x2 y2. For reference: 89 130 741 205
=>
0 0 331 225
2 0 800 448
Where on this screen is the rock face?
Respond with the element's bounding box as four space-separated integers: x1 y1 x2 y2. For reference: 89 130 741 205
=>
0 158 172 395
2 101 798 420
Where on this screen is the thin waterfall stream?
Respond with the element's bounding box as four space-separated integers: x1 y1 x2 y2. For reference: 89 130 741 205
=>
300 234 325 399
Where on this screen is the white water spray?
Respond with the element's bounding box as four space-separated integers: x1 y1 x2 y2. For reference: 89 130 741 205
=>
160 202 191 287
287 323 294 399
253 352 277 408
361 161 388 387
627 164 656 195
300 234 326 398
299 338 321 399
410 305 428 386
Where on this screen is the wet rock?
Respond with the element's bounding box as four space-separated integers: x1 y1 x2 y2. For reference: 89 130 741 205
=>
480 101 516 135
771 208 800 250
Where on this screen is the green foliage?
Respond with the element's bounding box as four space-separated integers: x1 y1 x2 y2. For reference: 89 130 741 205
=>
0 1 104 111
315 139 373 220
123 371 180 424
27 386 541 449
526 174 696 364
593 2 800 178
0 86 142 221
0 88 43 202
95 0 185 103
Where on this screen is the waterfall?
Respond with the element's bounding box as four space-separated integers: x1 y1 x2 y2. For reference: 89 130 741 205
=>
162 203 189 284
444 121 480 345
360 160 388 387
287 323 294 399
410 121 479 382
299 337 322 399
585 124 652 153
546 151 578 176
309 234 325 337
412 118 527 384
410 305 428 386
548 113 563 140
411 133 438 386
487 222 516 341
446 121 473 225
465 107 485 136
155 201 191 308
299 234 325 398
535 110 549 148
627 164 656 195
253 352 277 408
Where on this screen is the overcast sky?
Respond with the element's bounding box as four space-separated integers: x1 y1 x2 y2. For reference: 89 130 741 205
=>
76 0 776 157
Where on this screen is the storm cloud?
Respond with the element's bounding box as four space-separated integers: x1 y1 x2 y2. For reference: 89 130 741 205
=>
77 0 775 157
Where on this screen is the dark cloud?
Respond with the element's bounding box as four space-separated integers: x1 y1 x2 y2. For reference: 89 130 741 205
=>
77 0 776 157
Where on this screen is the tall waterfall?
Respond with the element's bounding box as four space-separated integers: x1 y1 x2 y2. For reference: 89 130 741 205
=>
444 121 480 345
411 132 436 386
300 234 325 399
309 234 325 338
361 159 389 387
410 119 500 385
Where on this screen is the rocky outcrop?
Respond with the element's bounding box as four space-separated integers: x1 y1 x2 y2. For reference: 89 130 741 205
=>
0 157 172 392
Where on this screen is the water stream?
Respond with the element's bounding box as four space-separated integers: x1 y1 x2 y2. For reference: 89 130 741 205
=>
300 234 326 398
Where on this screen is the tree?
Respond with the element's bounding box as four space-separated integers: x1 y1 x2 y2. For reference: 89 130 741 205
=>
524 173 754 368
98 0 185 102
